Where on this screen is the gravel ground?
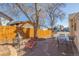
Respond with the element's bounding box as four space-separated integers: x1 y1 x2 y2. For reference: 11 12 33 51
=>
22 38 76 56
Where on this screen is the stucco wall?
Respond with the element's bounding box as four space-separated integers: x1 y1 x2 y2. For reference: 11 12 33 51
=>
69 13 79 52
23 28 53 38
0 26 16 44
74 19 79 51
0 26 54 44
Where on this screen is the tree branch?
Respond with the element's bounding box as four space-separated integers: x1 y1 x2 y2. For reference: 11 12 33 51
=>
0 11 14 21
15 3 32 22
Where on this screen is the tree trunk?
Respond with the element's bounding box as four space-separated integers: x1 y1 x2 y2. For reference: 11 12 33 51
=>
34 3 39 40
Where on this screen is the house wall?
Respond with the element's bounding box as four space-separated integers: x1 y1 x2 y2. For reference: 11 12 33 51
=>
74 17 79 51
69 13 79 52
69 14 75 37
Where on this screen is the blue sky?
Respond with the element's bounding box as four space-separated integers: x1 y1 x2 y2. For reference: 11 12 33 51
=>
57 3 79 27
0 3 79 28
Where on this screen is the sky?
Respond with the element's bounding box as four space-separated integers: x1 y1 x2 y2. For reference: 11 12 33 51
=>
0 3 79 28
57 3 79 27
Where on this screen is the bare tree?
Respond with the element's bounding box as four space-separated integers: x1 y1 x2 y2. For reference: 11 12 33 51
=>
0 3 65 39
15 3 32 22
15 3 44 39
14 3 65 39
45 3 65 29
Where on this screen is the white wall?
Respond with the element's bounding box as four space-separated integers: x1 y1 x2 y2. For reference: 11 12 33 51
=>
0 17 10 26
